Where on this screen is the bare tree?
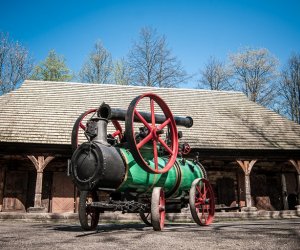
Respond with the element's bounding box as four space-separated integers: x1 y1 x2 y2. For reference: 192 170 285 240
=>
280 53 300 124
198 57 232 90
0 32 33 95
79 41 112 84
230 48 278 107
112 58 131 85
128 27 188 88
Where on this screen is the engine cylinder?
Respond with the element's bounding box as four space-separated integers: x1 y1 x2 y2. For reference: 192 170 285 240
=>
70 142 126 191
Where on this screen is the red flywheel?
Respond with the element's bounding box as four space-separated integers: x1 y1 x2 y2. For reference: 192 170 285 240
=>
125 93 178 174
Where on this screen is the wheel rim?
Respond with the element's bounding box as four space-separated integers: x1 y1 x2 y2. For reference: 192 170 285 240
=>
111 120 123 140
85 194 98 228
72 109 123 152
151 187 166 231
125 93 178 174
139 212 152 226
159 189 166 229
190 178 215 226
79 191 99 230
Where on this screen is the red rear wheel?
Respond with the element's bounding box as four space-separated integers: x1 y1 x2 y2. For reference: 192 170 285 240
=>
139 212 152 226
71 109 123 152
189 178 215 226
125 93 178 174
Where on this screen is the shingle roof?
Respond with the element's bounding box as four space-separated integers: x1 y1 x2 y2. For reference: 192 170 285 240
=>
0 80 299 151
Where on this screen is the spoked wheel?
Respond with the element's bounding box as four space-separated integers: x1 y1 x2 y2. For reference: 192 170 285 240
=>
79 190 100 231
71 109 123 152
139 212 152 226
125 93 178 174
151 187 166 231
189 178 215 226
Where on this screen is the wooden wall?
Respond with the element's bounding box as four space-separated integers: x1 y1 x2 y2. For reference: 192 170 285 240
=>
0 156 75 213
0 156 298 212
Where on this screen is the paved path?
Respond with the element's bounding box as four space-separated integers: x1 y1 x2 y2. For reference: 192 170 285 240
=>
0 219 299 249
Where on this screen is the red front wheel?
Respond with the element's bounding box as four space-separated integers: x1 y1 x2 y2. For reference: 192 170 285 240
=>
151 187 166 231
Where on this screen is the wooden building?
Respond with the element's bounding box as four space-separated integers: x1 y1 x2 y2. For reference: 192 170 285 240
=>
0 80 299 213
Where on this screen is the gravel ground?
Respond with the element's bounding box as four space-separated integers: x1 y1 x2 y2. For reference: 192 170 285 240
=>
0 219 299 250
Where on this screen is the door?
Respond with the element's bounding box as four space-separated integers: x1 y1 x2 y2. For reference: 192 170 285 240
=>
41 172 53 212
51 172 74 213
217 177 235 206
3 171 28 212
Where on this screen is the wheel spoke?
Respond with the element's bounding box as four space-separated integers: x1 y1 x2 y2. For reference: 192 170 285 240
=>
205 204 210 213
153 140 159 171
79 122 86 130
158 137 173 155
134 109 152 131
201 205 208 222
201 205 205 218
203 184 207 199
157 118 170 130
137 132 153 149
196 185 202 195
150 98 155 126
195 201 202 206
112 130 120 137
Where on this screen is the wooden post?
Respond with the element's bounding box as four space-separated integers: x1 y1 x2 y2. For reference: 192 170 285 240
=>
289 160 300 205
27 156 55 210
0 167 5 212
297 174 300 206
281 173 289 210
236 169 241 208
236 160 257 208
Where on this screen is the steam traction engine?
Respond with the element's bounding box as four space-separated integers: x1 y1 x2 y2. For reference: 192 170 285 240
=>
69 93 215 231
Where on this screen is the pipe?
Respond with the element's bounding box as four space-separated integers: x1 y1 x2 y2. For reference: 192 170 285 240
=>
98 103 193 128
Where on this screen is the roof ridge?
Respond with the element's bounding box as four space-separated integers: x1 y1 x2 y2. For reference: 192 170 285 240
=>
23 80 244 95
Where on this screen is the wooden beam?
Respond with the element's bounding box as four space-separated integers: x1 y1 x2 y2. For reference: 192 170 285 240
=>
236 160 257 208
289 160 300 174
281 173 289 210
289 160 300 205
27 155 55 208
28 155 55 172
237 159 257 175
0 167 5 212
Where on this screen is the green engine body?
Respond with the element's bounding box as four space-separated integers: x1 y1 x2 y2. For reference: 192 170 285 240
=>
118 147 205 198
70 140 205 199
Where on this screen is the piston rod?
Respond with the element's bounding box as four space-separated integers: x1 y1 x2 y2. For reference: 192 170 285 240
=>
98 103 193 128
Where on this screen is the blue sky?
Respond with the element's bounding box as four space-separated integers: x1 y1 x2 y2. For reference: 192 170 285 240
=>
1 0 300 88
